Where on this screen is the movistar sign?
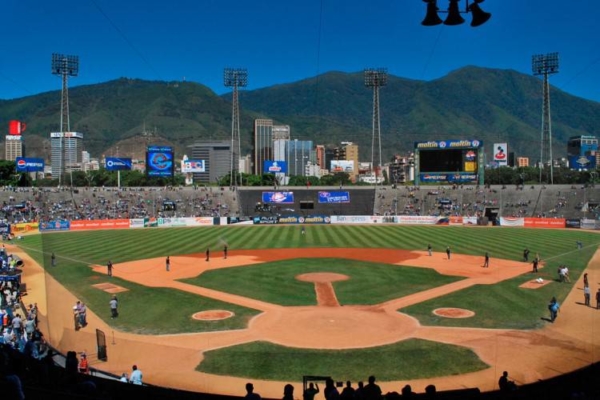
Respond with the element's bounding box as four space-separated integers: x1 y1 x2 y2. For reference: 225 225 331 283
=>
105 157 132 171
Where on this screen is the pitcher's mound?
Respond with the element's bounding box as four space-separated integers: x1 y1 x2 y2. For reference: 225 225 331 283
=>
433 308 475 318
192 310 234 321
296 272 349 283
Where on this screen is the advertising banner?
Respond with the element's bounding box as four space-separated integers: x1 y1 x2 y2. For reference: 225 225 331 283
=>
263 161 287 174
105 157 132 171
420 173 478 183
15 157 44 172
253 216 279 224
398 216 440 225
130 219 146 229
330 215 383 224
330 160 354 173
493 143 508 166
262 192 294 204
39 220 70 232
69 219 130 231
10 222 39 234
568 155 596 170
277 215 331 224
181 159 206 173
463 216 478 225
0 223 9 234
147 146 174 177
144 217 158 227
8 120 26 135
449 216 463 225
318 191 350 203
524 218 566 228
565 219 581 229
581 219 600 230
415 139 482 149
499 217 525 227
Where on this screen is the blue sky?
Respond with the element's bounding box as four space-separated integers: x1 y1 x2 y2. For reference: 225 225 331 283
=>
2 0 599 102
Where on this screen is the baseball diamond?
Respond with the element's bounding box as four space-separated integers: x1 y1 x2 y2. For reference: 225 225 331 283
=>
10 223 600 398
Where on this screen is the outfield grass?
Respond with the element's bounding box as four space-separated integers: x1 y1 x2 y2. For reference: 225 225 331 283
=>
184 258 462 306
198 339 489 381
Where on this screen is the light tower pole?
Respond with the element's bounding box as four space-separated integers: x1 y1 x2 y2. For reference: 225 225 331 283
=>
224 68 247 188
364 68 387 185
532 53 559 184
51 53 79 187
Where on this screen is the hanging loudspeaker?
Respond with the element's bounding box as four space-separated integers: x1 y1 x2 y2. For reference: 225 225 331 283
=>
469 0 491 27
444 0 465 25
421 0 443 26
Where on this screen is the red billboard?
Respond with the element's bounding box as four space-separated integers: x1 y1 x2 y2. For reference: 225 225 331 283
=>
69 219 130 231
8 120 26 135
524 218 566 228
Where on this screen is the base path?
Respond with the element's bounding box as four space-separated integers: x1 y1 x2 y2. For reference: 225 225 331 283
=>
14 244 600 398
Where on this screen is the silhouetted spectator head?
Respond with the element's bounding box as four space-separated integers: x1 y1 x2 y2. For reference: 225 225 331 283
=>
283 384 294 400
368 376 376 384
425 384 437 397
246 383 255 393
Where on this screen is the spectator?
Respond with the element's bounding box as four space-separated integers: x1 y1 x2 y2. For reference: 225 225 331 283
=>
130 364 143 385
245 382 261 400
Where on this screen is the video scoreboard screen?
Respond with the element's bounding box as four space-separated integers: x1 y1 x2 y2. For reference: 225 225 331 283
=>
146 146 174 177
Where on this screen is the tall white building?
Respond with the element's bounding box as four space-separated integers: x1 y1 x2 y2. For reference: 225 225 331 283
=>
50 132 84 179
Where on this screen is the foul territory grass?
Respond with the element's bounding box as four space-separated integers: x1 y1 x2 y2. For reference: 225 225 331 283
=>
184 258 462 306
198 340 488 381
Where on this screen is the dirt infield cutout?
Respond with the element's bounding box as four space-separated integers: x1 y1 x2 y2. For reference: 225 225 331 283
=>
192 310 234 320
433 308 475 318
519 279 553 289
91 283 129 294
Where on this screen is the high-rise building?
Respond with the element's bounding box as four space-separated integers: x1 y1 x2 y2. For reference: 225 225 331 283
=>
5 135 23 160
567 135 598 170
253 119 290 175
50 132 84 178
286 139 314 177
188 141 231 184
315 145 326 169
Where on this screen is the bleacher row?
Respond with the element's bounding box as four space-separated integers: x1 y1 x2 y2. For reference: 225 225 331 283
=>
0 184 598 226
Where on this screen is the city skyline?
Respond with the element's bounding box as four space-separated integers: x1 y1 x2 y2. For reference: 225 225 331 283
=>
2 0 600 103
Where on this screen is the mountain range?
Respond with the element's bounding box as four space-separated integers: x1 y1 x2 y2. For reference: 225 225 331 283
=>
1 66 599 165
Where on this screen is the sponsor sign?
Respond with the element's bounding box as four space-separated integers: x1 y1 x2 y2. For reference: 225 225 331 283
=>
263 160 288 174
262 191 294 204
581 219 600 230
181 159 206 173
420 173 478 183
330 215 383 224
8 120 26 135
449 216 463 225
10 222 39 234
50 132 83 139
331 160 354 173
39 220 70 232
569 155 596 170
147 149 174 177
523 218 566 228
463 216 478 225
15 157 44 172
493 143 508 166
0 223 9 234
415 139 482 149
5 135 22 141
318 191 350 204
499 217 525 227
253 216 279 225
565 219 581 229
144 217 158 227
130 219 146 229
398 216 440 225
69 219 130 231
277 215 331 224
105 157 132 171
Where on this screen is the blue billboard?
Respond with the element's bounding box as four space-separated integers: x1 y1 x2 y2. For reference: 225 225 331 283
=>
105 157 132 171
147 148 174 177
262 192 295 204
39 220 70 232
15 157 44 172
569 155 596 170
263 161 288 174
318 191 350 203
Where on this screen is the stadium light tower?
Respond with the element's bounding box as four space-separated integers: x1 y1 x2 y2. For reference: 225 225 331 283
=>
532 52 559 185
364 68 388 185
224 68 248 188
51 53 79 187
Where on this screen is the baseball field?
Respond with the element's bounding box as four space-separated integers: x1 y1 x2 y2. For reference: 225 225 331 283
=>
12 224 600 397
